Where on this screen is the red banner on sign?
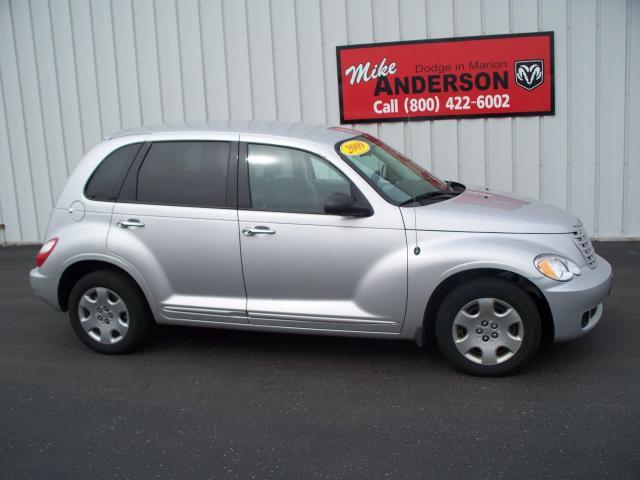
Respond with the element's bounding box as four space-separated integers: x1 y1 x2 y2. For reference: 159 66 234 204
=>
336 32 554 123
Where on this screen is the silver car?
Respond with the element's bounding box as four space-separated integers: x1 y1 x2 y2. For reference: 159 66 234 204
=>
30 121 612 376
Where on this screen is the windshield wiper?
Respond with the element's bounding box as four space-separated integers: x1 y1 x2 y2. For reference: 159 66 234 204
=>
399 190 459 206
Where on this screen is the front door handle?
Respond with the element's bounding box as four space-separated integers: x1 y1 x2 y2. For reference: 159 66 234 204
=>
242 226 276 236
117 219 145 228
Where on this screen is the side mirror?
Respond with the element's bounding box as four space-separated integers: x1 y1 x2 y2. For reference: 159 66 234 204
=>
324 192 373 217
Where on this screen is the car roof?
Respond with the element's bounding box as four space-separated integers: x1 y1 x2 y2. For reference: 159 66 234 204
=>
106 120 362 148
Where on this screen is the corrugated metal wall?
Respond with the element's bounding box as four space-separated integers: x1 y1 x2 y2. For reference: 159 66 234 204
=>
0 0 639 243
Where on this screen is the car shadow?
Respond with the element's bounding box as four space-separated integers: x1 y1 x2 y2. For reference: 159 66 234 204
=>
144 323 442 364
137 322 595 379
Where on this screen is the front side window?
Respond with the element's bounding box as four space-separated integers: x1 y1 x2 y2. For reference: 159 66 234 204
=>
136 141 230 208
336 135 454 205
85 143 142 201
247 144 352 214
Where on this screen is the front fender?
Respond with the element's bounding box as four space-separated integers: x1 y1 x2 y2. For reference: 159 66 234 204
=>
400 231 576 339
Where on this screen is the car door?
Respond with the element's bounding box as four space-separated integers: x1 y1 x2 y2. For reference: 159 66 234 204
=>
237 137 408 333
107 134 248 324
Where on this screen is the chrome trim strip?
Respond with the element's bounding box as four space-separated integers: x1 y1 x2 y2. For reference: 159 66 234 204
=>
162 305 247 317
248 311 397 325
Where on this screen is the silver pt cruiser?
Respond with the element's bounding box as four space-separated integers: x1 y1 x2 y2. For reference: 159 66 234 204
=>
30 121 612 376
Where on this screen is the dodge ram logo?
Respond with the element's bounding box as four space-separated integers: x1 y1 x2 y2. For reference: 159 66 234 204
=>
515 60 544 91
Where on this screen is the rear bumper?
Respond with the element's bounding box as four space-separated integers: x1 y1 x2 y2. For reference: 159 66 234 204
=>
30 268 62 311
536 255 613 342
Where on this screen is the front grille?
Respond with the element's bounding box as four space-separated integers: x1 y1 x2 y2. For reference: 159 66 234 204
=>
571 225 597 269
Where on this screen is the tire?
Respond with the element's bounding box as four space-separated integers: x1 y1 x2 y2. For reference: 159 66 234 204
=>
435 277 541 376
68 270 152 354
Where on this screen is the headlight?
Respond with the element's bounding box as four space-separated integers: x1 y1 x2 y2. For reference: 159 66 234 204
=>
534 255 581 282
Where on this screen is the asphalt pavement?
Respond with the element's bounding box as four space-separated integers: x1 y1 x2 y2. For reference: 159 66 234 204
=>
1 242 638 479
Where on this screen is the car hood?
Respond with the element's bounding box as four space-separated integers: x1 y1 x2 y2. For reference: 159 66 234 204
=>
403 187 580 234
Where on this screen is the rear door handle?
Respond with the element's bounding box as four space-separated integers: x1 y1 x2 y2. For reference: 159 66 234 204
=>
117 219 145 228
242 226 276 236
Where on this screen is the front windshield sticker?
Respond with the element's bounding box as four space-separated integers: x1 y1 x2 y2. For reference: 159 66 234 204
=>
340 140 371 156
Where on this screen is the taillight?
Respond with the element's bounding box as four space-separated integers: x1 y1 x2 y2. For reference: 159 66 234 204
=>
35 238 58 267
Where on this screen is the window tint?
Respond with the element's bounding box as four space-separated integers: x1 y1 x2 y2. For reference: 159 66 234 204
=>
136 141 230 208
310 159 344 181
247 144 351 214
85 143 141 201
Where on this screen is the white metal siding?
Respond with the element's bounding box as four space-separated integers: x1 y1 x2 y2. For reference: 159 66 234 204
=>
0 0 638 243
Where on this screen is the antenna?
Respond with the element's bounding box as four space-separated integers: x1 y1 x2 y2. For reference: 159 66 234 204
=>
406 116 420 255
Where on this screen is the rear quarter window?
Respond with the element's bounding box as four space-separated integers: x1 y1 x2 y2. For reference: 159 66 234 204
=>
84 143 142 201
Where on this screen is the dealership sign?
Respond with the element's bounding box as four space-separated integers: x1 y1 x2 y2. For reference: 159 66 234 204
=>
336 32 554 123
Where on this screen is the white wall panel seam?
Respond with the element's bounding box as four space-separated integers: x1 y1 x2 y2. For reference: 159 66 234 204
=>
509 0 516 194
92 0 120 135
452 0 462 182
108 0 123 131
87 0 104 138
151 0 165 122
267 0 279 120
372 0 379 139
130 0 145 124
27 0 56 206
565 0 572 213
537 0 543 200
369 0 378 139
47 0 70 180
292 0 303 119
481 0 490 188
219 0 232 119
621 0 631 235
197 1 210 121
82 1 100 149
0 66 23 240
317 0 328 123
174 0 186 121
594 0 601 234
399 0 405 39
67 0 86 153
9 0 42 238
370 0 375 39
318 0 329 123
427 0 436 175
243 0 255 119
511 5 521 193
31 0 67 199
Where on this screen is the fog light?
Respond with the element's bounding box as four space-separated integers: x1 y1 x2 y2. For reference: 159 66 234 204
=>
581 311 590 328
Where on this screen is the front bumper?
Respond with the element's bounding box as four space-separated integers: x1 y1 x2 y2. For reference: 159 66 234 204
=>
535 255 613 342
30 267 62 311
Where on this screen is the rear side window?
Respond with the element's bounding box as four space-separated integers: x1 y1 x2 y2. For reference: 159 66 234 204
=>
136 141 230 208
85 143 141 201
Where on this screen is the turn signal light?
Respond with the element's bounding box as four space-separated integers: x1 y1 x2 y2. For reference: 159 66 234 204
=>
35 238 58 267
534 254 581 282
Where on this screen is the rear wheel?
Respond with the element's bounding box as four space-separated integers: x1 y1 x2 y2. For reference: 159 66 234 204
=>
435 277 541 376
68 270 152 354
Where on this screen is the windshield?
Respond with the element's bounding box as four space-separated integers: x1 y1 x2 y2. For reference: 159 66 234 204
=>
335 134 452 205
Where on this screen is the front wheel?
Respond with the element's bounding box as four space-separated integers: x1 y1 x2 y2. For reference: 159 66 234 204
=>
435 277 541 376
68 270 152 354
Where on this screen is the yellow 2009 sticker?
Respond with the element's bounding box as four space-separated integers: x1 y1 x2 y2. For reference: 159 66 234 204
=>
340 140 370 156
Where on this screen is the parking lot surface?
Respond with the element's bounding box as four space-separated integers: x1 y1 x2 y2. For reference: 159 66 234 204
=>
1 242 638 479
